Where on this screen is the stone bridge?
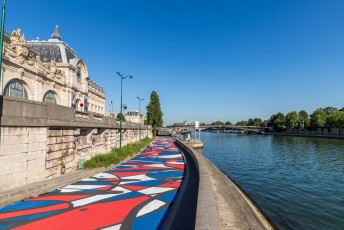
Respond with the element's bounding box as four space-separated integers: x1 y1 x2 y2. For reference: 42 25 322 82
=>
167 125 267 135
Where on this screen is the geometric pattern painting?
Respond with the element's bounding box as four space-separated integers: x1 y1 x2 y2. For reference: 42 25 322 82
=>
0 137 185 229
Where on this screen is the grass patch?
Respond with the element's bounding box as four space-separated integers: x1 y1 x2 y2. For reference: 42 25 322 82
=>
84 138 153 168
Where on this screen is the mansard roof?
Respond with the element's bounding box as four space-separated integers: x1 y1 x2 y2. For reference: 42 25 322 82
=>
26 26 77 64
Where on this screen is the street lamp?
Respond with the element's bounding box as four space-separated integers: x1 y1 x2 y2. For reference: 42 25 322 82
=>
0 0 6 94
137 96 144 142
116 72 133 148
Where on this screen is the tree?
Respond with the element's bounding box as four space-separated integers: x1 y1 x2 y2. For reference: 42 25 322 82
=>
298 110 309 130
261 120 269 127
270 112 286 131
211 121 224 126
236 120 248 126
116 113 126 122
146 91 163 135
225 121 232 125
253 118 262 126
310 109 327 134
323 106 338 115
328 110 344 134
285 111 299 131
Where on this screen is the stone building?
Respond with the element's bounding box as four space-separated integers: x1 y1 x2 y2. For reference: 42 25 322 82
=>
125 110 145 124
0 27 153 192
0 26 105 114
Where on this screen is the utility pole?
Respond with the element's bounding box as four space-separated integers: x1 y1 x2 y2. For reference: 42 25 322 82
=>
0 0 6 94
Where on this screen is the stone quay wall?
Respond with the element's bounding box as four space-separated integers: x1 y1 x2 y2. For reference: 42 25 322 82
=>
0 96 152 191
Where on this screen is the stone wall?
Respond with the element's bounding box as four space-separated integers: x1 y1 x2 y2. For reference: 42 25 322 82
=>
285 128 344 136
0 96 152 191
0 127 47 188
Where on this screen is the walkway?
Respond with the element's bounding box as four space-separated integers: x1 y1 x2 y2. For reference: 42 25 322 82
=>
0 137 186 229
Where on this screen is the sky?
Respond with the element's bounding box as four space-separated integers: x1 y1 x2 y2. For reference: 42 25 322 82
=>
5 0 344 125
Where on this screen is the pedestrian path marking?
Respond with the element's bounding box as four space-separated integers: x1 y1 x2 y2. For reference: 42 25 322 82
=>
0 137 185 230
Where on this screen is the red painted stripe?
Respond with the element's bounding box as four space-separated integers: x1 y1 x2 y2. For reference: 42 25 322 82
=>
94 186 113 191
14 196 150 230
122 185 148 191
158 182 181 188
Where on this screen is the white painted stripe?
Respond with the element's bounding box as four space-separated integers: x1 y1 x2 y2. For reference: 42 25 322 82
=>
63 185 109 190
157 154 182 158
100 224 121 230
167 161 184 165
138 187 174 195
80 178 97 181
136 200 166 217
143 163 170 168
111 186 132 194
72 194 117 207
121 174 156 181
93 173 118 179
59 189 80 193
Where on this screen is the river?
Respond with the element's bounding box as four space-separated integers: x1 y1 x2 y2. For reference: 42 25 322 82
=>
198 132 344 229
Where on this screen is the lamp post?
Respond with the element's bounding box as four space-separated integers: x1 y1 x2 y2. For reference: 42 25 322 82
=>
116 72 133 148
136 96 144 142
0 0 6 94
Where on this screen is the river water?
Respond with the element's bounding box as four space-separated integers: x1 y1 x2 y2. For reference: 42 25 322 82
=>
198 132 344 229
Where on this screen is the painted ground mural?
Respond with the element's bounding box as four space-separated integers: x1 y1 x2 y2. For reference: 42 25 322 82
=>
0 137 185 229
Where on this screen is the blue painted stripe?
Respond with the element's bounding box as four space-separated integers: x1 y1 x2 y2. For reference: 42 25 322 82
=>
132 208 168 230
0 200 61 212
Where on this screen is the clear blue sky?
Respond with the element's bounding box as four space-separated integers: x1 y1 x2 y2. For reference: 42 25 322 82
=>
5 0 344 125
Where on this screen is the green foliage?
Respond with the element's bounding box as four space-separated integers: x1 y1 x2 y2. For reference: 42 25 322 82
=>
84 138 153 168
323 106 338 115
285 111 299 129
246 118 262 126
146 91 163 135
211 121 225 126
298 110 309 130
205 106 344 132
327 110 344 133
116 113 126 122
236 120 248 126
261 120 269 127
310 109 328 129
270 112 286 131
225 121 232 125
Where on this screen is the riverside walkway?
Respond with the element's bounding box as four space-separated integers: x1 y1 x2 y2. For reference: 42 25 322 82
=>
0 137 186 229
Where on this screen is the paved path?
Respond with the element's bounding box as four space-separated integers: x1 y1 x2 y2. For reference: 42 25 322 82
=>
0 137 185 229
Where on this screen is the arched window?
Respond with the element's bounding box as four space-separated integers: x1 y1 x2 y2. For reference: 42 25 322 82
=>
43 91 56 104
4 80 27 99
76 67 82 82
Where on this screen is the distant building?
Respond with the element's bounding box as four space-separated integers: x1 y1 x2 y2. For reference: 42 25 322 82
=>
173 120 195 126
125 110 145 124
1 26 105 114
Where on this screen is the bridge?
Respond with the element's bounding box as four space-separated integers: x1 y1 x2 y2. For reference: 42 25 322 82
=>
167 125 267 135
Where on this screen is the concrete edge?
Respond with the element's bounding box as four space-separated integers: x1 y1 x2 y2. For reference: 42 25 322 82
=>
176 138 276 230
204 157 276 230
175 139 221 230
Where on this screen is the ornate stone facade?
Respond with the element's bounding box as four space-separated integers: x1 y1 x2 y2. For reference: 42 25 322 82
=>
0 26 106 114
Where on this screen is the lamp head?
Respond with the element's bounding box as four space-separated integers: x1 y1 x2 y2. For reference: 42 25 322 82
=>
128 75 133 79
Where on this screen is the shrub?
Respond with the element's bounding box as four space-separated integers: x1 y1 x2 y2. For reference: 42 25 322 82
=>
84 138 153 168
